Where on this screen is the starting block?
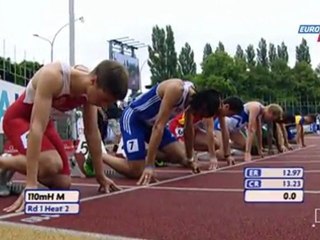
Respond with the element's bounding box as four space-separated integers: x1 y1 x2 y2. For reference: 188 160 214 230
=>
63 140 86 178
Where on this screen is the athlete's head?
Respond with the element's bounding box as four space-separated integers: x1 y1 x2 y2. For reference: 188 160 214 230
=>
276 112 295 124
263 104 283 122
189 89 222 118
220 97 244 117
304 114 316 124
87 60 128 107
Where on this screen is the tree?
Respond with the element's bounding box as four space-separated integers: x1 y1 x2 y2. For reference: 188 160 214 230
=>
296 38 311 64
148 25 178 85
235 45 245 61
256 38 268 68
277 42 289 64
270 58 295 100
215 41 225 53
178 42 197 79
202 43 212 63
316 63 320 77
0 57 41 86
148 26 167 85
193 74 237 96
292 62 320 100
246 44 256 67
196 51 239 96
165 25 178 77
268 43 277 65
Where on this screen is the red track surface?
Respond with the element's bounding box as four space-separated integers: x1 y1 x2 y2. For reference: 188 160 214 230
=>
0 137 319 239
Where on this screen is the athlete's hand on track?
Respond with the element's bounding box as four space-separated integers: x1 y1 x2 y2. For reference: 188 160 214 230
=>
208 156 218 170
96 175 121 193
244 152 252 162
258 149 265 158
137 166 158 186
280 145 288 153
225 156 235 166
3 185 37 213
185 154 201 174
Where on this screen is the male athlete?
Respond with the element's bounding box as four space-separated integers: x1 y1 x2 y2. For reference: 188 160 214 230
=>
168 97 244 168
0 60 128 212
275 113 316 148
214 101 283 161
102 79 222 185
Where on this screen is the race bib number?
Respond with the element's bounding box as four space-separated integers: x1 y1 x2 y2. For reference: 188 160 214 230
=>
75 134 106 158
20 131 30 149
126 139 139 153
175 127 184 137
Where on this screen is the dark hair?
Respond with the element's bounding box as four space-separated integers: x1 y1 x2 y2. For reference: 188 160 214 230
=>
91 60 129 100
223 97 244 114
189 89 221 117
306 114 316 122
277 112 295 124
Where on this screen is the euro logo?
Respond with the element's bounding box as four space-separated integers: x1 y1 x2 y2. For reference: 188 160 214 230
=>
298 25 320 42
298 25 320 34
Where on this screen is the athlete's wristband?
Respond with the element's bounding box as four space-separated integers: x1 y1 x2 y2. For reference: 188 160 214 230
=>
145 164 155 170
187 156 194 162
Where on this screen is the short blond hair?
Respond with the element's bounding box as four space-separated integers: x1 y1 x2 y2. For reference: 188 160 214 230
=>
266 103 283 121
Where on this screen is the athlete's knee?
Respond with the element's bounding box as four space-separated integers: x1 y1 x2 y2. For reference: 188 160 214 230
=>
58 176 71 189
41 175 71 189
169 150 185 163
128 161 145 178
39 153 62 177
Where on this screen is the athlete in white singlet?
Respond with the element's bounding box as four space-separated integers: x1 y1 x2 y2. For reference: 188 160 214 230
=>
214 101 283 161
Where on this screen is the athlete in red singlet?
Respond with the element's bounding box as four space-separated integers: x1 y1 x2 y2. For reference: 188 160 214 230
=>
0 60 128 212
168 112 203 142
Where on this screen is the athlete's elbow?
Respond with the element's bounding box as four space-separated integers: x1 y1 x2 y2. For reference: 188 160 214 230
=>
29 121 46 137
248 126 256 133
84 129 100 142
153 122 165 134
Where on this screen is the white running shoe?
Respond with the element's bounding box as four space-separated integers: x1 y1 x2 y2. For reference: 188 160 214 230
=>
0 153 15 197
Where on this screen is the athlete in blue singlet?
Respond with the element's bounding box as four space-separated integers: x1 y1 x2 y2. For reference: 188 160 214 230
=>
214 101 283 161
102 79 222 185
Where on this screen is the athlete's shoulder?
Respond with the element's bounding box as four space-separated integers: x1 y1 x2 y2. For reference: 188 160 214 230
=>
245 101 262 106
157 79 185 97
73 64 90 73
245 101 263 110
33 62 65 93
160 78 184 89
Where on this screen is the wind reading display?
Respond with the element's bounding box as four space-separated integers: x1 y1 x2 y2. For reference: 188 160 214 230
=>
24 190 80 215
244 167 304 203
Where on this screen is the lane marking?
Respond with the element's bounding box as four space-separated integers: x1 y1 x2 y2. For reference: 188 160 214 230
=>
247 160 320 164
212 169 320 174
12 180 134 189
147 186 320 194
